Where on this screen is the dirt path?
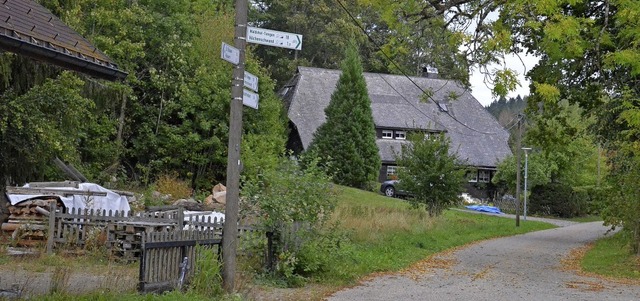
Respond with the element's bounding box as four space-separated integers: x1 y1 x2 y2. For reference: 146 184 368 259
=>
327 221 640 301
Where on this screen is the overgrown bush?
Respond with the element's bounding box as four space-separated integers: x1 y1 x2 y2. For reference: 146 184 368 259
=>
242 155 337 286
156 174 192 200
529 182 588 218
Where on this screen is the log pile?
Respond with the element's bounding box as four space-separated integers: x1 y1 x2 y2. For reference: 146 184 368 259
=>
2 198 58 246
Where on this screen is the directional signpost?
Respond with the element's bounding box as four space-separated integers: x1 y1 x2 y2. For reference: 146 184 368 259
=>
247 26 303 50
221 42 239 65
221 13 301 291
243 71 258 92
242 89 259 109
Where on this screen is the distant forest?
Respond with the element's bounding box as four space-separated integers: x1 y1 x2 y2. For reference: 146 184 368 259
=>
486 95 527 129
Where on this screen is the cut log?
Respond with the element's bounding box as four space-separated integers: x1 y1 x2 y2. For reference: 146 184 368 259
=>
1 223 46 231
35 206 50 216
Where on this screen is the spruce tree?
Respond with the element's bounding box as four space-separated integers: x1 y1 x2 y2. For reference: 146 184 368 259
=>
308 42 381 189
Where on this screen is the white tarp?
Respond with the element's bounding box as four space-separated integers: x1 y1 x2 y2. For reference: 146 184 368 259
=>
183 210 225 230
6 183 130 213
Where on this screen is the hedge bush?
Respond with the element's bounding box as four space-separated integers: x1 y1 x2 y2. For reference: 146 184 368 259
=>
529 182 589 218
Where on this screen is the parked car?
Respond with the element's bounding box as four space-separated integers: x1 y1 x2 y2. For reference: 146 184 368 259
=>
380 180 411 198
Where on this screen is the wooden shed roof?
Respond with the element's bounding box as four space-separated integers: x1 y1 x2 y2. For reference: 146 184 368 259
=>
0 0 127 81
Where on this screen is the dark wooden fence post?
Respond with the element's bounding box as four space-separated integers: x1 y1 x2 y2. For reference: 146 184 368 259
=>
46 202 57 254
265 231 275 272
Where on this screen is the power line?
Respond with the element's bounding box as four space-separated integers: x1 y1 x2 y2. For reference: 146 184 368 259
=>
334 0 498 135
375 73 446 131
505 114 525 131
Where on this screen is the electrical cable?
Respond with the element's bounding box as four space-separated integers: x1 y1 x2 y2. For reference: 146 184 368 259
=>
334 0 499 135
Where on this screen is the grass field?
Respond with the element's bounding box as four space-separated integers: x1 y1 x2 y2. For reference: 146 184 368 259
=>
317 186 556 284
8 185 635 300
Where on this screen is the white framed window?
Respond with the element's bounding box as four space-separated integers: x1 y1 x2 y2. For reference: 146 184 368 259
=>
382 130 393 139
467 171 478 183
395 130 406 140
479 170 491 183
386 166 398 179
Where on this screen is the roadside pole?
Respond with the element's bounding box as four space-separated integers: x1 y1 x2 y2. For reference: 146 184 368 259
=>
222 0 247 292
515 114 522 227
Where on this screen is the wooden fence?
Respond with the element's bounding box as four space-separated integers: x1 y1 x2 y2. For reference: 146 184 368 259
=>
44 204 264 293
46 203 184 260
138 228 222 293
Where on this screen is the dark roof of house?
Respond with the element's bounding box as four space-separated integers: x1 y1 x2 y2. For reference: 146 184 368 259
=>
0 0 127 81
282 66 512 168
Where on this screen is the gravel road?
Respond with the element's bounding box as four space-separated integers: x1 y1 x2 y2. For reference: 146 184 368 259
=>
328 213 640 301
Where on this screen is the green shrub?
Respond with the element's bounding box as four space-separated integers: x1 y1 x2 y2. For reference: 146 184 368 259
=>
242 155 337 286
529 182 588 217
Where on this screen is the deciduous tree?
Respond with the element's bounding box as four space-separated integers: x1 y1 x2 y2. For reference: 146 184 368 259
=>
396 132 465 217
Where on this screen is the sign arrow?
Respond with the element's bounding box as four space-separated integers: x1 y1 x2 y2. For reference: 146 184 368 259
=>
246 26 303 51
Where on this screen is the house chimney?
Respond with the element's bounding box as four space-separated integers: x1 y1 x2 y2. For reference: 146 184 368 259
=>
421 66 439 79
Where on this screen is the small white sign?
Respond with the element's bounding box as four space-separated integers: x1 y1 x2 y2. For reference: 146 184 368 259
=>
246 26 303 50
221 42 239 65
243 89 259 109
244 71 259 92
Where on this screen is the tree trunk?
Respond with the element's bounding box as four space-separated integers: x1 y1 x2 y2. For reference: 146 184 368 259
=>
116 92 127 145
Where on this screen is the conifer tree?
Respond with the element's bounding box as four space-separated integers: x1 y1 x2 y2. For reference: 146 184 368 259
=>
307 42 381 189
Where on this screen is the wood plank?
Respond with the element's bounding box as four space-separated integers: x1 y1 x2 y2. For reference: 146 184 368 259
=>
110 189 135 197
29 181 80 188
6 187 107 197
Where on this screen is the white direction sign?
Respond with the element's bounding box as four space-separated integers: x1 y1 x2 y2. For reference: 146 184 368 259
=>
247 26 302 51
221 42 239 65
244 71 259 92
243 89 259 109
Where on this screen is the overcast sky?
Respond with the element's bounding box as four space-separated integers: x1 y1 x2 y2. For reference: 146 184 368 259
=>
469 52 540 107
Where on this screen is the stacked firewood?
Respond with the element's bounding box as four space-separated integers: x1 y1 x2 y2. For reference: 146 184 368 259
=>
1 198 57 246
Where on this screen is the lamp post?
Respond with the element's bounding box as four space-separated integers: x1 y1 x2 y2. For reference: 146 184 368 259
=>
522 147 532 221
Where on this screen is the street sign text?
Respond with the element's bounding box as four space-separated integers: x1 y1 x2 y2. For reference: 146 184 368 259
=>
221 42 239 65
244 71 259 92
246 26 302 51
243 89 259 109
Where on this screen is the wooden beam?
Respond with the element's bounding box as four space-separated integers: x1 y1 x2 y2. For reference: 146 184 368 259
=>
110 189 135 197
6 187 107 197
29 181 80 188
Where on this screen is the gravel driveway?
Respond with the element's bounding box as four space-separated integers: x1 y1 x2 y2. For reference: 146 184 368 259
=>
328 213 640 301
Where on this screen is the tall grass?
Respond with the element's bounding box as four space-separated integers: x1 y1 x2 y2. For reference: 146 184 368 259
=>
316 186 555 284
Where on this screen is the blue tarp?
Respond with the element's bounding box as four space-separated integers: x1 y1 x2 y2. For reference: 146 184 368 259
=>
465 205 503 214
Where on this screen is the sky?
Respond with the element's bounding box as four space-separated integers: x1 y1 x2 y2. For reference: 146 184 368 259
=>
469 53 540 107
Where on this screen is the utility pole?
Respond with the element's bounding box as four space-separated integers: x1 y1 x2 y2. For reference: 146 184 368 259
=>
222 0 247 292
523 148 528 221
515 114 522 227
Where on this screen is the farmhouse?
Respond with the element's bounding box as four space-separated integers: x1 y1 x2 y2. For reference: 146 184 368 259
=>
280 66 512 199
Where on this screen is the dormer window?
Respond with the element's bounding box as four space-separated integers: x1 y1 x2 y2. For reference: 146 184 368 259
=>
382 130 393 139
395 131 406 140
